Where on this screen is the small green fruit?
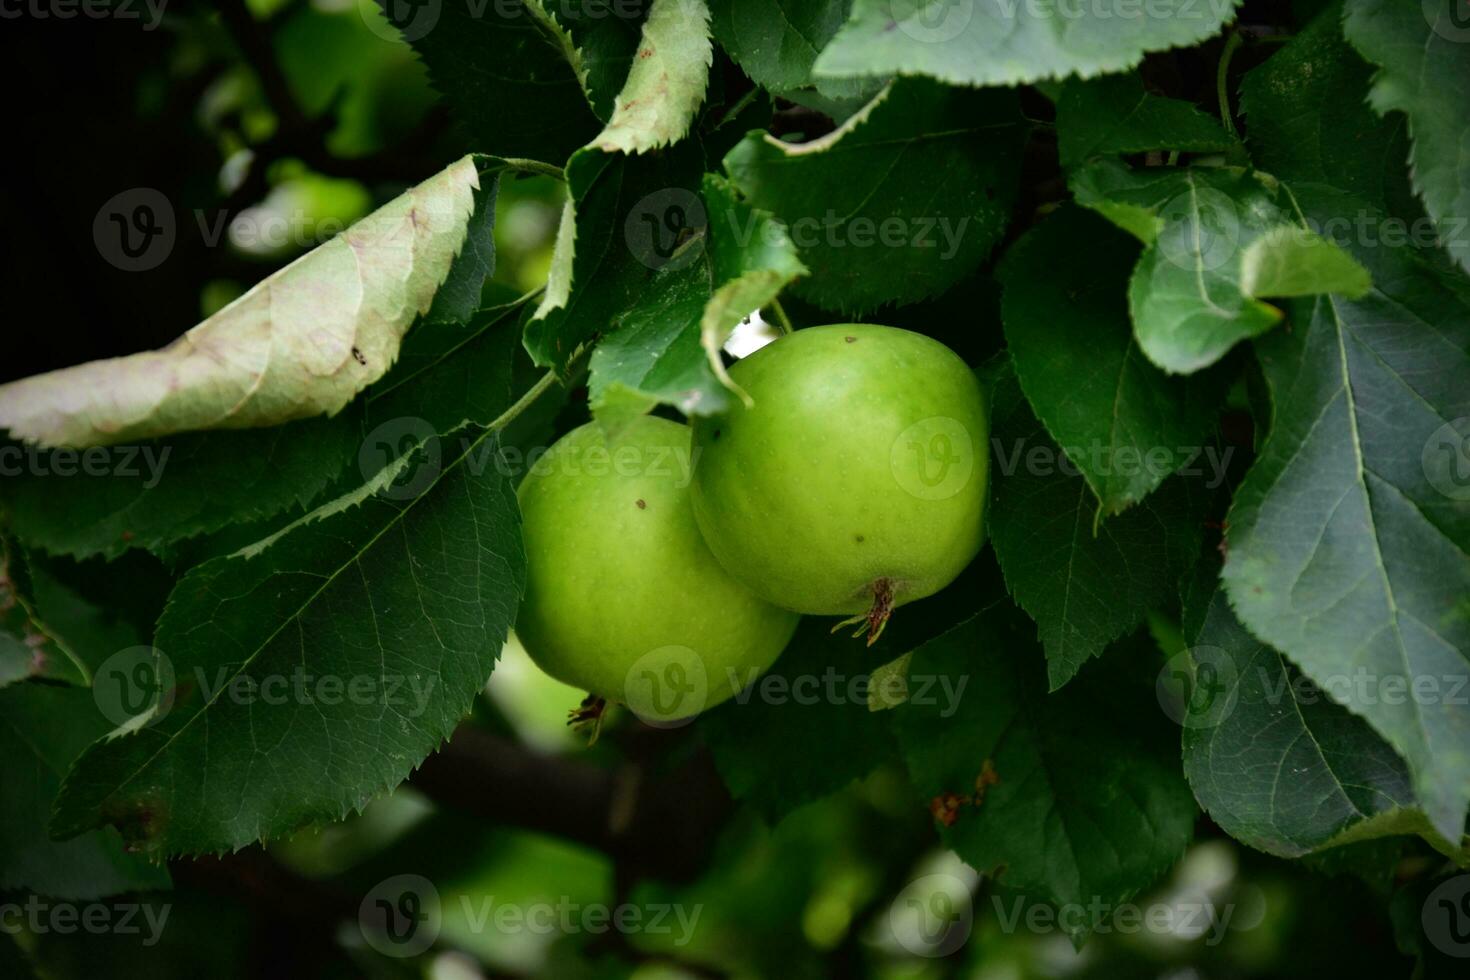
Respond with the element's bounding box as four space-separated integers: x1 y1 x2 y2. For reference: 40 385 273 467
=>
515 417 799 722
690 324 988 641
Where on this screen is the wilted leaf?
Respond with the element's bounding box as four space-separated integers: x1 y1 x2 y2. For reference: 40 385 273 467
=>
0 156 484 448
588 0 713 154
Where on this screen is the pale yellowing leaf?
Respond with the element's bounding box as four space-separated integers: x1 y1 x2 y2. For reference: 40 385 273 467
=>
0 156 482 448
586 0 713 154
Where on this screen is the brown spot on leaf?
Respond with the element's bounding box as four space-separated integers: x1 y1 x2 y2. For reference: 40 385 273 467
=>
974 759 1000 805
929 792 967 828
845 335 857 343
635 499 647 510
105 795 169 847
929 762 1001 827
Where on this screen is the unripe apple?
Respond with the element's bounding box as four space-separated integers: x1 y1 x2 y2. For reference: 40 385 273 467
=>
515 417 800 722
690 324 988 641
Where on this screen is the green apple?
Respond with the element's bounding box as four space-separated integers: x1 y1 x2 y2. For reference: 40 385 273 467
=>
515 416 799 723
690 324 988 641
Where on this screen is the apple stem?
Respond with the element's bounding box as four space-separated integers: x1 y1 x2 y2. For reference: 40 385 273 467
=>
567 694 608 745
829 578 895 647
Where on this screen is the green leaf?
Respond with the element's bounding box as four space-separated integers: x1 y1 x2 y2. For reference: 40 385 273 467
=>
1 413 362 562
700 558 992 820
723 78 1025 313
0 156 483 448
1239 224 1372 299
1344 0 1470 274
525 141 705 370
812 0 1242 87
987 364 1209 689
708 0 866 100
589 259 717 431
999 205 1228 513
1072 161 1368 373
1055 72 1239 169
699 618 898 820
587 0 713 154
1182 578 1462 860
891 610 1197 945
384 1 603 163
587 173 807 430
366 296 531 435
1238 5 1414 210
552 0 653 120
0 538 88 687
698 174 808 397
49 433 526 856
0 684 170 898
1221 229 1470 843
